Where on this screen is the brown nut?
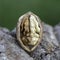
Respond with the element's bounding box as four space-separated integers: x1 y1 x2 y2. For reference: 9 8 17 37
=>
16 12 43 52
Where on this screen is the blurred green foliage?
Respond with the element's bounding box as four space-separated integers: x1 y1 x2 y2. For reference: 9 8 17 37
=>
0 0 60 30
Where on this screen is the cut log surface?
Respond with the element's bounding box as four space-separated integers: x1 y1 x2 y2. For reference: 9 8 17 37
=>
0 13 60 60
10 23 60 60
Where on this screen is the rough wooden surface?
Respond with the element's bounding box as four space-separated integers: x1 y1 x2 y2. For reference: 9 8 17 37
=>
0 23 60 60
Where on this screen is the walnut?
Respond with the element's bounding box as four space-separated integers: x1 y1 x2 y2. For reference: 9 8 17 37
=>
16 12 43 52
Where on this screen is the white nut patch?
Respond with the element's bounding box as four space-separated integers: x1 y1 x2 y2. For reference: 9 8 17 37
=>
29 15 40 45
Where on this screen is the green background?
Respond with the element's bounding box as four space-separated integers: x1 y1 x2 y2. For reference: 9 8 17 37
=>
0 0 60 30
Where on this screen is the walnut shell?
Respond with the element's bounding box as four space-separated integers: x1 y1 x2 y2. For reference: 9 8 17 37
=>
16 12 43 52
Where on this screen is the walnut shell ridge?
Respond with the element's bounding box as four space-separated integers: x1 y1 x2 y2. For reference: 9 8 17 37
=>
16 12 43 52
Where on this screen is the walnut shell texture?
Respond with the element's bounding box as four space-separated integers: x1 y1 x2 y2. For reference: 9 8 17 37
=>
16 12 43 52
